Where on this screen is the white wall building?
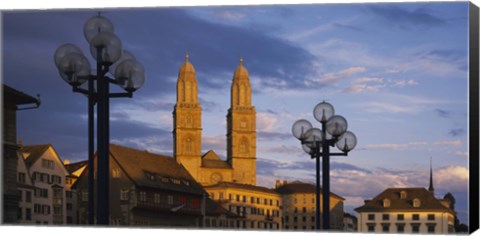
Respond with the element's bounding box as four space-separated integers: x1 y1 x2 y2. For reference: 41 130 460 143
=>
355 188 455 234
19 144 70 225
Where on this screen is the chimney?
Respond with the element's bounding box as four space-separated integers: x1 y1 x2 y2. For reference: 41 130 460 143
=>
18 138 23 146
63 159 70 165
283 180 288 185
275 180 281 188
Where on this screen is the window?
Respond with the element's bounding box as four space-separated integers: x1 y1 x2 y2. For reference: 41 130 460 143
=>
368 214 375 220
18 207 22 220
413 198 421 207
18 172 26 183
383 198 391 207
428 214 435 220
82 191 88 202
53 206 62 215
367 223 375 232
396 224 405 233
18 190 23 202
382 214 389 220
382 224 390 233
219 192 224 200
139 192 147 202
168 195 174 205
427 224 436 233
302 216 306 222
112 168 121 178
243 195 246 202
250 196 254 203
257 197 260 204
229 194 232 200
66 191 73 199
51 175 61 184
412 214 420 221
270 199 273 205
210 193 215 199
302 207 306 213
236 195 240 201
66 203 72 211
25 191 32 202
400 191 407 199
154 193 160 203
411 224 420 233
397 214 404 221
26 208 32 220
293 216 298 223
53 188 62 198
264 199 267 205
42 159 54 169
120 189 129 201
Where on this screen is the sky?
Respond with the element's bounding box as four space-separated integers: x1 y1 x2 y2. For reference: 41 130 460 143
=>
1 1 473 225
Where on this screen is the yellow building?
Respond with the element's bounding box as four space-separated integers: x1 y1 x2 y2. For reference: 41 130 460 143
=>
173 55 256 186
204 182 282 230
274 180 345 231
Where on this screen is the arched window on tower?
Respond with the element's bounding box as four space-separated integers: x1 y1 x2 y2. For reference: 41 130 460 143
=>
239 84 246 105
240 138 248 154
186 137 193 154
186 114 192 128
185 81 191 102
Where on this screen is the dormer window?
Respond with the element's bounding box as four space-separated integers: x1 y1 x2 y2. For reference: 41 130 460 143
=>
413 198 421 207
383 198 391 207
400 191 407 199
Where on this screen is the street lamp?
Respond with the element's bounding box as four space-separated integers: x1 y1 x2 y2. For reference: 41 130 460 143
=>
54 14 145 225
292 101 357 231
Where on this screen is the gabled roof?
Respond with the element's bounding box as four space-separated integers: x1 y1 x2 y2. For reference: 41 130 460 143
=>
206 181 278 195
64 160 88 175
201 150 232 169
20 144 53 167
3 84 38 105
109 144 205 196
274 181 345 200
354 187 454 213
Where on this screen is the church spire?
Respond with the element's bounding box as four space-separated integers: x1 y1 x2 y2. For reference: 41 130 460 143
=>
428 157 435 195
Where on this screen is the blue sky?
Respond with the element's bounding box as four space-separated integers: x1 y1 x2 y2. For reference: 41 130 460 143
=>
2 2 472 224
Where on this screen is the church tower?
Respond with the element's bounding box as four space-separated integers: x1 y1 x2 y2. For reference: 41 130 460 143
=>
428 157 435 195
227 58 256 185
173 54 202 179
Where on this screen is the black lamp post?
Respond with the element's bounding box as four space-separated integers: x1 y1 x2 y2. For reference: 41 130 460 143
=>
54 15 145 225
292 101 357 230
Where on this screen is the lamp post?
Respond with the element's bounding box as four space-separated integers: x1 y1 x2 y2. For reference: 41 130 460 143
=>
54 14 145 225
291 101 357 230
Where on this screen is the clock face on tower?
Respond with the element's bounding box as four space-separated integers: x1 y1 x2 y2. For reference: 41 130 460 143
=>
211 173 222 184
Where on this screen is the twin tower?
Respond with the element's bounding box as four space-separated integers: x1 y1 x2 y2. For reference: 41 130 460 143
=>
173 54 256 186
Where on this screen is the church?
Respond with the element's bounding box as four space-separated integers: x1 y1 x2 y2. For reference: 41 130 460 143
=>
172 54 257 186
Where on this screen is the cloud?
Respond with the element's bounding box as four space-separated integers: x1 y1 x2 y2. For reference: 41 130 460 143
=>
365 139 462 151
448 128 465 137
257 131 291 142
211 10 246 20
449 150 468 158
344 77 385 93
344 77 418 93
368 5 446 30
256 112 278 132
306 66 366 86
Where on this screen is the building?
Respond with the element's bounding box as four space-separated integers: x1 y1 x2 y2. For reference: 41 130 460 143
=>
343 212 358 232
18 144 70 225
204 181 282 230
355 161 456 234
274 180 345 231
73 144 228 227
355 187 456 234
64 160 87 224
2 84 39 223
173 55 256 186
16 152 34 224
